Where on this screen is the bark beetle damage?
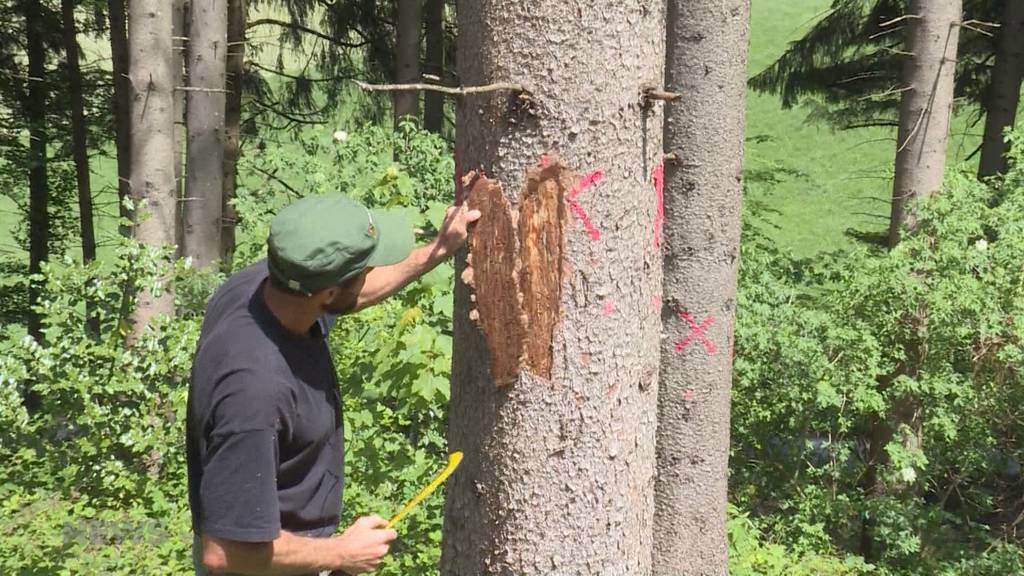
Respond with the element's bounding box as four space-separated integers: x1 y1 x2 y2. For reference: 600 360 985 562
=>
463 159 571 385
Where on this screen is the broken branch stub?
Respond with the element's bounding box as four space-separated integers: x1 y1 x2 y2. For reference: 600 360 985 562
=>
463 159 571 386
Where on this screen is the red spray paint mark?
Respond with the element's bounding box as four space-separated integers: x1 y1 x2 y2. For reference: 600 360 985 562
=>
683 389 695 402
540 154 552 168
651 294 662 309
601 300 615 316
566 170 604 241
675 310 716 355
454 150 464 205
652 161 665 248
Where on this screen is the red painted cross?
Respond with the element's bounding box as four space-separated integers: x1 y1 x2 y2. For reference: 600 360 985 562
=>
567 170 604 241
675 310 716 354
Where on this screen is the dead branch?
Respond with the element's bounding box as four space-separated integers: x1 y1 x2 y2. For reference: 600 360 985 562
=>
897 106 927 154
643 87 680 102
858 85 912 101
175 86 232 93
355 80 525 96
880 14 921 27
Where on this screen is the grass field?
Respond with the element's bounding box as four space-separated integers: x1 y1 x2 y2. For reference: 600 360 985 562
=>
0 0 995 263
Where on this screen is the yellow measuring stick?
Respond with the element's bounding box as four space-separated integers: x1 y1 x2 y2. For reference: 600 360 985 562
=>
387 451 463 528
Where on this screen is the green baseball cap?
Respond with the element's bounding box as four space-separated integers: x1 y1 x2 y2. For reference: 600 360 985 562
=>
266 194 414 294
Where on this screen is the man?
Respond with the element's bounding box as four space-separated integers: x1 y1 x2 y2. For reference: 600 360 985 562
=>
186 193 480 575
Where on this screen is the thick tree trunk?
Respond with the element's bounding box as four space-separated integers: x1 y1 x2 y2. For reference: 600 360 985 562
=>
888 0 962 247
172 0 186 256
393 0 422 126
128 0 177 338
978 0 1024 179
654 1 750 575
24 0 49 346
108 0 132 238
182 0 227 269
423 0 444 134
222 0 245 268
441 2 664 575
62 0 100 337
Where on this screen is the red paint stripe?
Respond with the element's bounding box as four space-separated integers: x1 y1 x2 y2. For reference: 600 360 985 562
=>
652 161 665 248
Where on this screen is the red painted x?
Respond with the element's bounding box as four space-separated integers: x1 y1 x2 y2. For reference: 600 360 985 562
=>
567 170 603 240
675 310 716 354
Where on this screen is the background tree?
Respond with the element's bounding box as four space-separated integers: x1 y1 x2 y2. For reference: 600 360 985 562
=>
222 0 245 267
977 0 1024 178
441 1 665 574
127 0 177 338
422 0 445 134
182 0 228 269
654 0 751 574
24 0 51 345
108 0 132 237
393 0 421 126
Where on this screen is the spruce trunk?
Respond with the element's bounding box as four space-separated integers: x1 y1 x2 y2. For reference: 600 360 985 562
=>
442 2 665 574
978 0 1024 178
393 0 422 126
222 0 245 268
423 0 444 134
654 1 750 574
108 0 132 238
888 0 962 247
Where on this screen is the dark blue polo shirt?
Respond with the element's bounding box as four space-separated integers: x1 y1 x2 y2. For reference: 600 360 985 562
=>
186 260 343 542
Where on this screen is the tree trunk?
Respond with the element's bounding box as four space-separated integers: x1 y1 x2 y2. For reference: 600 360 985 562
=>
441 2 665 575
654 1 750 574
182 0 227 269
24 0 49 347
62 0 100 336
128 0 177 338
888 0 962 247
978 0 1024 179
423 0 444 134
108 0 132 238
393 0 422 126
222 0 245 269
172 0 186 256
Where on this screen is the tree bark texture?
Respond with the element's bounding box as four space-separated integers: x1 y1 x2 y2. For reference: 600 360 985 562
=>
128 0 177 337
888 0 962 247
222 0 245 268
172 0 186 256
108 0 133 238
393 0 422 126
442 2 665 575
62 0 96 267
978 0 1024 179
423 0 445 134
183 0 227 269
654 1 750 575
24 0 49 344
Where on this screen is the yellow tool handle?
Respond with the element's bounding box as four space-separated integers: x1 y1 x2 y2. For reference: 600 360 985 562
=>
387 451 463 528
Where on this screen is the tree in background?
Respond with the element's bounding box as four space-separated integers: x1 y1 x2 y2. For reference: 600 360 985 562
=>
423 0 446 134
888 0 962 246
442 1 665 573
654 0 750 574
127 0 177 338
393 0 421 126
24 0 50 346
977 0 1024 178
183 0 228 269
108 0 132 238
222 0 245 267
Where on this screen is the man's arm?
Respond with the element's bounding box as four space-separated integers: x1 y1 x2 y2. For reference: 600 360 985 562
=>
202 515 397 575
352 204 481 311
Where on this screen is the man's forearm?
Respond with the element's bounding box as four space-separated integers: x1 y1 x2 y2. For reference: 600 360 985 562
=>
353 240 450 311
202 531 340 575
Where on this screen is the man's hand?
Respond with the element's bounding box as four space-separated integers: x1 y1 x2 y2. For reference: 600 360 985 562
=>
333 515 398 574
434 204 482 258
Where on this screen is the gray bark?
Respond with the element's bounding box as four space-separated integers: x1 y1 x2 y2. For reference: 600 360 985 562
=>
183 0 227 269
888 0 962 247
441 2 665 575
108 0 132 238
172 0 186 256
128 0 177 337
978 0 1024 179
222 0 245 267
62 0 96 267
393 0 422 126
423 0 444 134
654 1 750 575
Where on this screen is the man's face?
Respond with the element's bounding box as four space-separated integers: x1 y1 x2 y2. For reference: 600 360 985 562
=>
321 268 372 315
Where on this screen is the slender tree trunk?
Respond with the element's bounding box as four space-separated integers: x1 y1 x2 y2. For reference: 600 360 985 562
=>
654 1 750 574
128 0 177 339
423 0 444 134
24 0 49 347
393 0 422 126
172 0 186 256
182 0 226 269
61 0 100 337
222 0 245 269
108 0 132 238
888 0 962 247
978 0 1024 179
441 2 664 574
